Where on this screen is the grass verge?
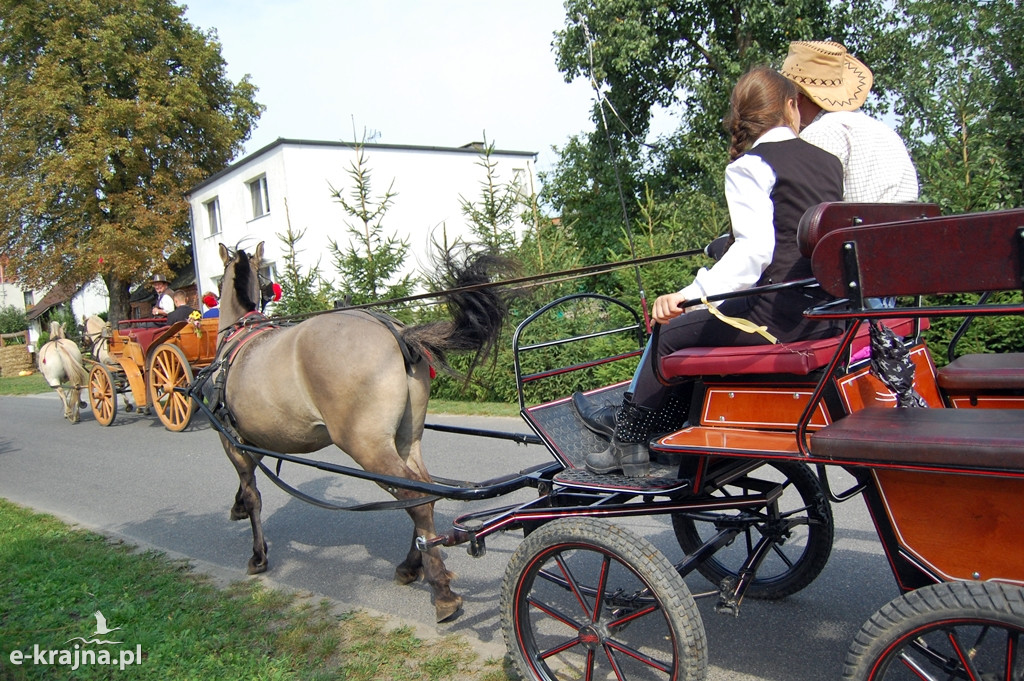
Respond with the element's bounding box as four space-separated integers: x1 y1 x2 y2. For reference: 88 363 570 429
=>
0 373 49 396
0 499 511 681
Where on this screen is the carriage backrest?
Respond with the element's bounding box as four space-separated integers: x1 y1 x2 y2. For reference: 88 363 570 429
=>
797 202 940 258
811 208 1024 300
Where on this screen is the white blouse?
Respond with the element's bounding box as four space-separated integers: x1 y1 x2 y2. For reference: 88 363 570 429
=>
679 126 795 303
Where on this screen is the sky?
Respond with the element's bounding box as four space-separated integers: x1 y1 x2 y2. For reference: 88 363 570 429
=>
181 1 602 175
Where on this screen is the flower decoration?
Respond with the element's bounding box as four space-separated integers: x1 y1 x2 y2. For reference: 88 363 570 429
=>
189 309 203 338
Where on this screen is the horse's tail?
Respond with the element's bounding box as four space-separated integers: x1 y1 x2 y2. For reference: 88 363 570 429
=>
400 249 514 377
55 339 89 387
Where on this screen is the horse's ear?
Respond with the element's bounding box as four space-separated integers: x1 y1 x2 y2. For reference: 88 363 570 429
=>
219 243 231 266
253 242 264 269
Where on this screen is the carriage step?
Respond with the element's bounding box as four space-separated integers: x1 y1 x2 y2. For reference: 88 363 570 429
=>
553 467 690 495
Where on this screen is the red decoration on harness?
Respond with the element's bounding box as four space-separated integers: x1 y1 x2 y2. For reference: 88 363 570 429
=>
271 282 282 301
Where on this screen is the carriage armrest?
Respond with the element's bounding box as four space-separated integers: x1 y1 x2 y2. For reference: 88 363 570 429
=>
810 408 1024 474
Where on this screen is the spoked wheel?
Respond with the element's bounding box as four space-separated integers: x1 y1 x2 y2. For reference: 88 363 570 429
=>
88 363 117 426
842 581 1024 680
500 517 707 681
671 460 833 600
148 343 195 432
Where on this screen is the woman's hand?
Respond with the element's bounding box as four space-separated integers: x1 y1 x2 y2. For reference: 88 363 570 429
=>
651 292 689 324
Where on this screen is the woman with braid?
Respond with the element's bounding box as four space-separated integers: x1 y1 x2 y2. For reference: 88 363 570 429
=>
573 66 844 477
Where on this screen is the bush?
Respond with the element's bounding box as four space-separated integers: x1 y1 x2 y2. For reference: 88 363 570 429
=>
0 306 28 339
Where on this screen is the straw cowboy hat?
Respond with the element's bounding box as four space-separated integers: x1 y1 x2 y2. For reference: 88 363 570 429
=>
780 41 873 112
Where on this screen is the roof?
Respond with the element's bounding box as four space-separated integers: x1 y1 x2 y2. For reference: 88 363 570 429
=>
25 281 80 321
186 137 538 197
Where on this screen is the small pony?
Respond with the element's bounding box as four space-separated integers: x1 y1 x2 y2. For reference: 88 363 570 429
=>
214 242 511 622
82 314 112 365
36 321 89 423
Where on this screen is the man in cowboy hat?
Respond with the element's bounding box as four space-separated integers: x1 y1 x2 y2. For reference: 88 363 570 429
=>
780 40 918 203
150 274 176 318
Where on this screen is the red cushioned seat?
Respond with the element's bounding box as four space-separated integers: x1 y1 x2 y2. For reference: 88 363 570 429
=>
937 353 1024 391
660 318 922 378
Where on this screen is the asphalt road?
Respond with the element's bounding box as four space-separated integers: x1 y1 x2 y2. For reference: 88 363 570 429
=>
0 393 903 679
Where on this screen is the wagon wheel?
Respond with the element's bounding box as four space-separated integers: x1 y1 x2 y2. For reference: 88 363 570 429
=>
500 517 707 681
88 363 117 426
671 460 833 600
148 343 194 432
842 581 1024 680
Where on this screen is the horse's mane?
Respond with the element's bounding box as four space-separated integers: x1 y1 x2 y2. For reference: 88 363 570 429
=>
233 251 259 312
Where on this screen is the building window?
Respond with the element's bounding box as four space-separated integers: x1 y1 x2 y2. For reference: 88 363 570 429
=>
248 175 270 219
204 197 221 235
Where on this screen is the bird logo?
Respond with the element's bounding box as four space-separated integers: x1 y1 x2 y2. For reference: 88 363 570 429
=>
65 611 122 645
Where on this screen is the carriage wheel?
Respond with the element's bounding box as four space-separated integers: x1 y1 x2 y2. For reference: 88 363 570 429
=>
500 517 707 681
842 581 1024 680
148 344 194 432
88 363 117 426
671 460 833 600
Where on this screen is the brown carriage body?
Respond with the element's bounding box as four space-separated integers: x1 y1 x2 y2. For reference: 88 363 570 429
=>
88 318 220 430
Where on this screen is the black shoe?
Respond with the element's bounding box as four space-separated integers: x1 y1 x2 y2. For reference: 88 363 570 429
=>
570 391 618 439
584 436 650 477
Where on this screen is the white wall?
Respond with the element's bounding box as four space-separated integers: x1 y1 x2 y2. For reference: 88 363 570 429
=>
188 139 536 301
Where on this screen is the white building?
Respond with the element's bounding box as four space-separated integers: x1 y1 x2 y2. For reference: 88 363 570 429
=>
186 138 537 301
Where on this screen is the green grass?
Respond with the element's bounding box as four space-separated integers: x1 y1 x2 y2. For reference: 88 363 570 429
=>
427 400 520 417
0 372 50 395
0 499 512 680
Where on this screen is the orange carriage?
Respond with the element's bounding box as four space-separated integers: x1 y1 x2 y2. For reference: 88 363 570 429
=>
87 316 220 431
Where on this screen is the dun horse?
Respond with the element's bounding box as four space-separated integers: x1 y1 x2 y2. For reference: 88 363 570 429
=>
215 243 508 621
36 321 89 423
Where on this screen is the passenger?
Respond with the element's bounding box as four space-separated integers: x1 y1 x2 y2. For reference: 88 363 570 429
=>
201 291 220 318
166 290 197 324
780 40 918 203
151 274 175 318
574 66 844 477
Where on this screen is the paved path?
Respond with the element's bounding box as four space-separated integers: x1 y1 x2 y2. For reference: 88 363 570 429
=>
0 393 901 679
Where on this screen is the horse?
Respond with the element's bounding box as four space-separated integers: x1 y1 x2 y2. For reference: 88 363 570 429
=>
82 314 112 365
36 321 89 423
214 242 509 622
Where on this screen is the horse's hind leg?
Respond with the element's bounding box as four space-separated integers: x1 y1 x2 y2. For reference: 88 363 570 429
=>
219 435 268 574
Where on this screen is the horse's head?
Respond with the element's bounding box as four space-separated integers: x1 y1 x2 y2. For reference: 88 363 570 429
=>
218 242 264 332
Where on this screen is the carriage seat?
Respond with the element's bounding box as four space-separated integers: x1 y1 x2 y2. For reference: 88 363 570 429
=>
660 317 922 377
937 353 1024 392
659 202 939 379
810 407 1024 474
122 326 168 355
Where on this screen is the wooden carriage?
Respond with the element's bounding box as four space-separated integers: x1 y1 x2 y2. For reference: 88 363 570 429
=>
87 317 220 431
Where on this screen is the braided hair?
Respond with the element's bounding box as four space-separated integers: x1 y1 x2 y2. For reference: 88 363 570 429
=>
724 66 798 161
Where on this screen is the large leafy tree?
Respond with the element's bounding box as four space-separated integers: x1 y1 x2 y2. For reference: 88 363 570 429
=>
0 0 262 321
545 0 849 267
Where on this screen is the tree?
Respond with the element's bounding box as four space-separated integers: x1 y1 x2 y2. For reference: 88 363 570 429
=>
458 135 523 253
546 0 847 269
328 138 417 308
274 225 335 316
0 0 263 322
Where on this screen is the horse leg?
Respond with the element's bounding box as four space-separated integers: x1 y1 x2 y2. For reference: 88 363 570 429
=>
219 435 268 574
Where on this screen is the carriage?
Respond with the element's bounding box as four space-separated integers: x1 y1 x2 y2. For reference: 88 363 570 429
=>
195 204 1024 681
87 315 218 431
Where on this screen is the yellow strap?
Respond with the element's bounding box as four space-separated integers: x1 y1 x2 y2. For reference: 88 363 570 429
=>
700 297 778 344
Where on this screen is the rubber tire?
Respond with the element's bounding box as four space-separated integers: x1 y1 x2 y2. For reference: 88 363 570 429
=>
501 517 708 681
88 363 117 426
842 581 1024 680
671 460 833 600
148 343 195 432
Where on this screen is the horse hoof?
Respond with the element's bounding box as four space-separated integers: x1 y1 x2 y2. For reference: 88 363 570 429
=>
246 559 267 575
435 594 463 623
394 565 420 585
229 507 249 521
